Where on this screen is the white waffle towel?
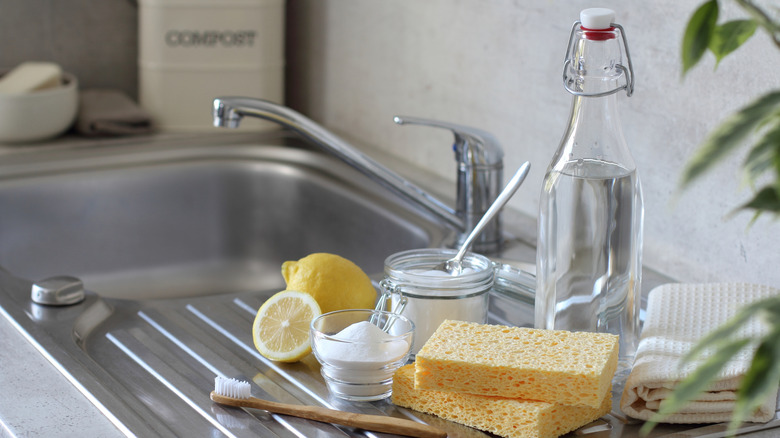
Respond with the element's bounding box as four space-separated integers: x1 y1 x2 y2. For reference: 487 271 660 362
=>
621 283 780 423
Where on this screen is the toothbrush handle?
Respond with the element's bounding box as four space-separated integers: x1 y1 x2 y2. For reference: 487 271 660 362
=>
210 392 447 438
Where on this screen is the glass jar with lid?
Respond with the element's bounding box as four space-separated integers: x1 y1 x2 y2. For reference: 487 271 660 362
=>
378 248 494 354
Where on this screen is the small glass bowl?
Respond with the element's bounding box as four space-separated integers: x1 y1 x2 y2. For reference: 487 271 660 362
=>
310 309 414 401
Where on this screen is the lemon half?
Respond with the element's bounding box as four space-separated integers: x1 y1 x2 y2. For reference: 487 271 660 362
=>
252 290 321 363
281 253 376 314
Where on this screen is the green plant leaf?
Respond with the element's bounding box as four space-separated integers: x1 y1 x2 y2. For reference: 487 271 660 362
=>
775 143 780 195
743 119 780 185
710 20 758 68
758 295 780 314
729 326 780 434
682 0 719 75
680 91 780 188
735 0 780 47
641 337 753 435
736 185 780 213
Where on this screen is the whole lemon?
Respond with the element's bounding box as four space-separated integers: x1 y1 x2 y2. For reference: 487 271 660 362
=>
281 253 377 314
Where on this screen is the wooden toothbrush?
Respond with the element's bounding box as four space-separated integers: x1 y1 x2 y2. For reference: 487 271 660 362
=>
211 377 447 438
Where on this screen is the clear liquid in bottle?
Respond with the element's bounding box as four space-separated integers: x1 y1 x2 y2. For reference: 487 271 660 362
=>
536 158 642 376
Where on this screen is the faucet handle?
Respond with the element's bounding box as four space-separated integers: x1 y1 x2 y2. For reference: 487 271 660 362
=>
393 115 507 253
392 116 503 167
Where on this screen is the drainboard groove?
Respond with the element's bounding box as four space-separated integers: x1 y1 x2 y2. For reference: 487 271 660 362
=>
184 298 402 436
137 309 228 378
107 326 304 437
136 299 361 437
140 305 311 406
233 296 261 316
186 302 335 407
106 330 245 437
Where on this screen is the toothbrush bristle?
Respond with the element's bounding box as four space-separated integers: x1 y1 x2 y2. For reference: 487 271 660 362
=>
215 376 251 399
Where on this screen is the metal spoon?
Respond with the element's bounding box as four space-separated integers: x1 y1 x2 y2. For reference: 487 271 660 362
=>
435 161 531 275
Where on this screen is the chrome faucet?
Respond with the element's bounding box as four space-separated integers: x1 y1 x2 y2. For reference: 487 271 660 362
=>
212 97 506 253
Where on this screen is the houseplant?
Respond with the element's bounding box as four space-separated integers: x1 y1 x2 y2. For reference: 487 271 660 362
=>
643 0 780 434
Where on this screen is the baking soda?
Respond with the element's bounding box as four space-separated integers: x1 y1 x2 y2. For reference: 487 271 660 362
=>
318 321 410 393
319 321 409 365
397 268 488 354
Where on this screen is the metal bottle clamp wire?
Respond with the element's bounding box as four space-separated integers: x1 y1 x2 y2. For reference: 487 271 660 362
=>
562 21 635 98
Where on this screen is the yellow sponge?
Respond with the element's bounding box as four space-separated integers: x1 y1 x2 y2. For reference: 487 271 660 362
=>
414 320 618 408
393 364 611 438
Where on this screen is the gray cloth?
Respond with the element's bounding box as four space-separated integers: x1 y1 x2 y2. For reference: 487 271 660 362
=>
76 89 153 136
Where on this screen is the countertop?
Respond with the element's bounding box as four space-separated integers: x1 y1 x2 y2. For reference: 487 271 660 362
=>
0 313 123 437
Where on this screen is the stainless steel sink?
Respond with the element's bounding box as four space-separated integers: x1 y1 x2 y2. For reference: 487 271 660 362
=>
0 132 456 437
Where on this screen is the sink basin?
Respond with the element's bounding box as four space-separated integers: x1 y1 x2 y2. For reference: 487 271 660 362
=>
0 134 447 300
0 133 455 437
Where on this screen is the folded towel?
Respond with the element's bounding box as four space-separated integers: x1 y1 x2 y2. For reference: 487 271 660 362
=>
621 283 780 424
76 89 153 136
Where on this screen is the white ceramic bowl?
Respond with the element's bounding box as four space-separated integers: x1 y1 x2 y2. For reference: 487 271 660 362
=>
0 72 78 143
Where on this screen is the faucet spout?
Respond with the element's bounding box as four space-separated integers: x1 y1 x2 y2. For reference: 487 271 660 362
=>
213 97 464 230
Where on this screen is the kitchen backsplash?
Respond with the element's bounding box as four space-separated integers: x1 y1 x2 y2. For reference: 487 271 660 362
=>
0 0 139 99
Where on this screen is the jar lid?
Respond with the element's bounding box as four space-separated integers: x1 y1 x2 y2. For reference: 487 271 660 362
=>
383 248 494 298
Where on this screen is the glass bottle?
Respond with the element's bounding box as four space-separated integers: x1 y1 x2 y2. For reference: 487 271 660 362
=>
535 8 643 379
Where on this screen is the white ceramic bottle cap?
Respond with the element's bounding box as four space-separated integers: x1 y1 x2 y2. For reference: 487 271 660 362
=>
580 8 615 29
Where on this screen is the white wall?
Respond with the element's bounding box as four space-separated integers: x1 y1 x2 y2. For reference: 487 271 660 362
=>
286 0 780 286
0 0 138 99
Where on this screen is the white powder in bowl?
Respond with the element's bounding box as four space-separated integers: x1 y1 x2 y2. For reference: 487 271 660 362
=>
317 321 410 387
320 321 409 364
